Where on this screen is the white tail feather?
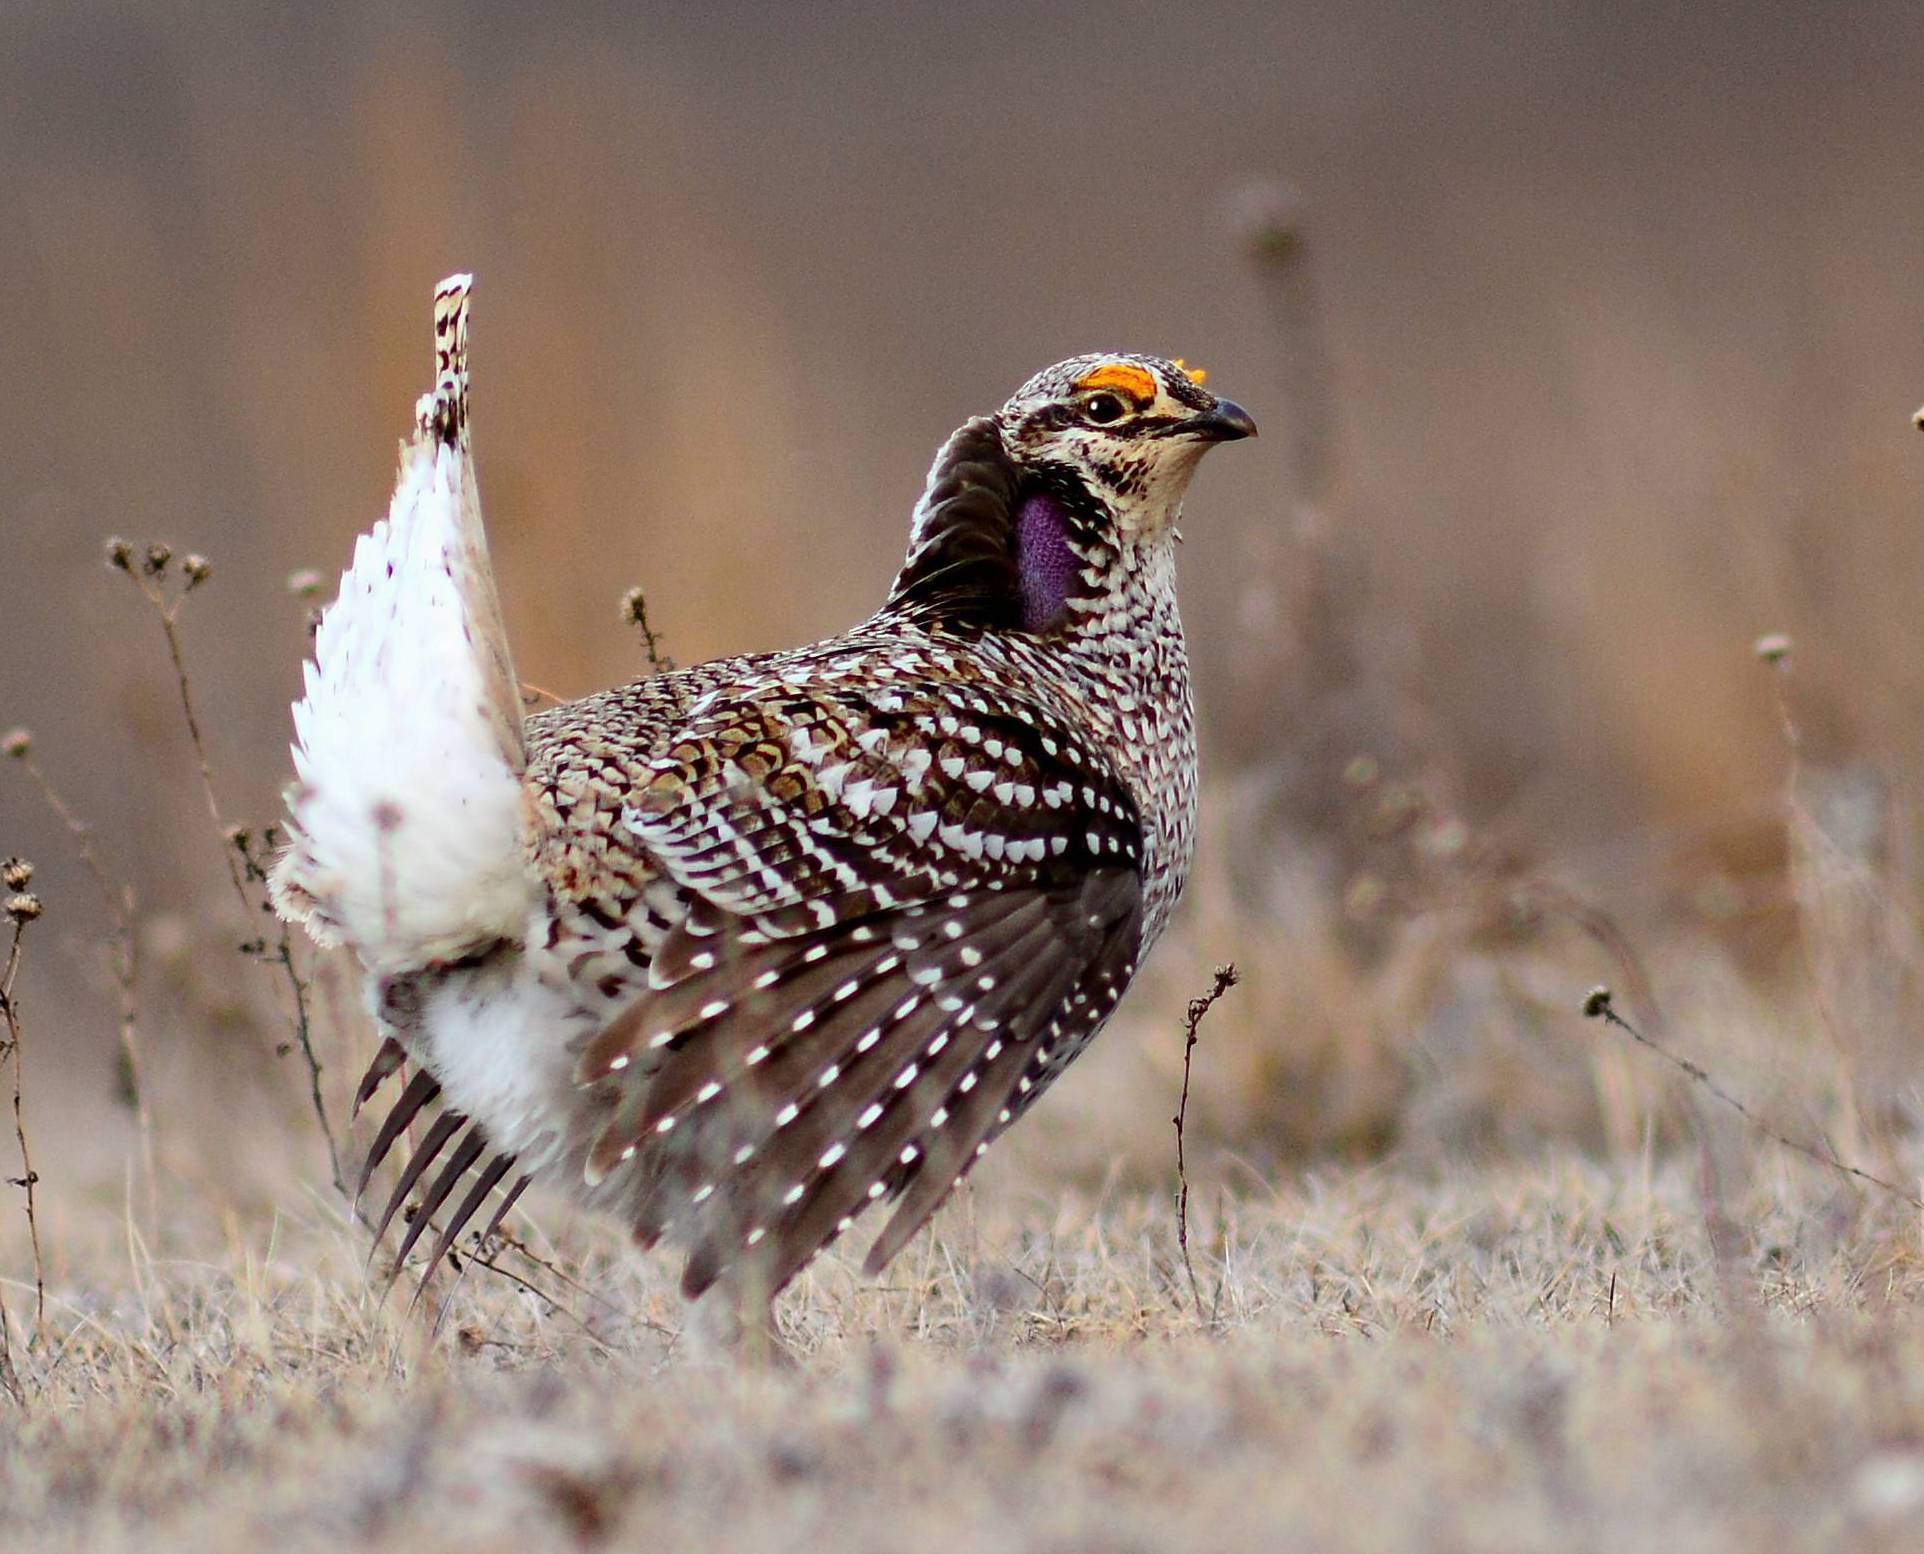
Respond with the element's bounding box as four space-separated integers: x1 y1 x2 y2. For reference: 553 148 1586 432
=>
271 275 537 971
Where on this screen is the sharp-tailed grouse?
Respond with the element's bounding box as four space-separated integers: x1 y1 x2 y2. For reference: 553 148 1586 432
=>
270 275 1255 1310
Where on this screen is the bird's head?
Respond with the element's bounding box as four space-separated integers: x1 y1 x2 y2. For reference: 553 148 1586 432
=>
888 354 1255 633
993 354 1257 533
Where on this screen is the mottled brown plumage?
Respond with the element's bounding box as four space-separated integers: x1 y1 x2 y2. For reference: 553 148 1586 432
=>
273 278 1254 1311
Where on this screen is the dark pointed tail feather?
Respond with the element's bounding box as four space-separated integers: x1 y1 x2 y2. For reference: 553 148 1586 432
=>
368 1109 464 1256
425 1167 532 1334
357 1067 443 1199
388 1124 487 1284
477 1173 533 1251
353 1038 408 1117
415 1151 514 1295
346 1031 531 1315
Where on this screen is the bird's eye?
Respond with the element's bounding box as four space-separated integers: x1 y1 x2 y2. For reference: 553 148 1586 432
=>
1080 392 1128 425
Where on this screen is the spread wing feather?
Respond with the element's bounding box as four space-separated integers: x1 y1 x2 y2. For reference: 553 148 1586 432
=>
583 863 1140 1298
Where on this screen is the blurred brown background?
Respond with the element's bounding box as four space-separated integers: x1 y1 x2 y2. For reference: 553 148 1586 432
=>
6 0 1924 1188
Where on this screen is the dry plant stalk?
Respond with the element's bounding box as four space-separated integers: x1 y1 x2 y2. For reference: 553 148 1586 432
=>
1173 963 1238 1324
619 584 687 714
1580 985 1922 1212
0 1275 12 1406
5 734 152 1192
106 540 345 1194
110 542 248 908
620 583 675 676
0 888 47 1352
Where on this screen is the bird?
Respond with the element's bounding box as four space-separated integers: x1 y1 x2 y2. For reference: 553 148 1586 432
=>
269 274 1255 1319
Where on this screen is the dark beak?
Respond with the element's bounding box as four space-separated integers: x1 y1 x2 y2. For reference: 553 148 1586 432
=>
1188 399 1258 443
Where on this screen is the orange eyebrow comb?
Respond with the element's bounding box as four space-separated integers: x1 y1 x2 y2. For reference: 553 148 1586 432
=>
1073 363 1158 403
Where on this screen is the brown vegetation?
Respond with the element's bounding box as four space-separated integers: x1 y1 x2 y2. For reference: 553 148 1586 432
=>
7 6 1924 1549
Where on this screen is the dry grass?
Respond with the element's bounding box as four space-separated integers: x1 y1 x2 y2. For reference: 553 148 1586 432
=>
5 1148 1924 1552
9 16 1924 1547
8 465 1924 1552
6 579 1924 1554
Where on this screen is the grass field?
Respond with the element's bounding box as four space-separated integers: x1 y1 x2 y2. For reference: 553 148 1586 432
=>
7 386 1922 1554
7 10 1924 1553
8 590 1924 1549
8 17 1924 1538
5 1128 1924 1551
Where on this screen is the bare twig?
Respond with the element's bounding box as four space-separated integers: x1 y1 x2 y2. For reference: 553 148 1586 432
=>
489 1226 629 1321
1526 878 1663 1034
234 828 343 1196
0 1274 13 1405
1 907 47 1337
111 547 250 914
407 1203 664 1355
1235 181 1336 514
1580 986 1922 1212
107 542 343 1193
1173 963 1239 1323
0 914 18 1404
619 585 686 717
458 1248 634 1357
1757 640 1860 1068
7 741 152 1195
619 585 675 677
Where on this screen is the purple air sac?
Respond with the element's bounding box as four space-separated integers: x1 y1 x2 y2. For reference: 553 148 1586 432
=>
1015 491 1079 632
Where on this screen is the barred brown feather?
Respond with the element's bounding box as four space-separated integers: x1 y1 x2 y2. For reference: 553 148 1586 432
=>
286 284 1253 1312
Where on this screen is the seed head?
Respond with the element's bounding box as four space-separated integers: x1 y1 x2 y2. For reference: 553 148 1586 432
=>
1342 872 1387 921
1373 784 1422 833
105 537 134 572
182 554 212 590
1419 817 1470 860
1231 179 1307 265
1753 633 1793 666
1 728 30 760
1 858 32 891
619 586 650 627
1581 985 1613 1020
143 542 173 575
287 568 325 599
5 893 43 924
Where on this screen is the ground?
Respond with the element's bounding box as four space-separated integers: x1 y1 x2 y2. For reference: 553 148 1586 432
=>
5 1147 1924 1553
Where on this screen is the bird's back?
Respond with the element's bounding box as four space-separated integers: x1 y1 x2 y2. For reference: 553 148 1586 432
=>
511 613 1162 1296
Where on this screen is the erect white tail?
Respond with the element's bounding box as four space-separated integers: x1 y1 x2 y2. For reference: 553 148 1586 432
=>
270 275 537 973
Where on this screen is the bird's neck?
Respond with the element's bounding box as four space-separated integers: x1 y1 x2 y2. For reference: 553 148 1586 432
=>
1045 534 1199 946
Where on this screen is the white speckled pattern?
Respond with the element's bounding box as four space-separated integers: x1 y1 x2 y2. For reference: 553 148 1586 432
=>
271 283 1251 1300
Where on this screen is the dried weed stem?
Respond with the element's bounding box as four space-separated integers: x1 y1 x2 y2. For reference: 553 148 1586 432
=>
110 543 344 1195
0 1271 12 1405
10 748 151 1189
1174 963 1239 1324
118 552 250 913
620 585 688 715
1755 637 1898 1187
0 914 46 1341
235 829 344 1195
1581 986 1921 1212
620 584 675 677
